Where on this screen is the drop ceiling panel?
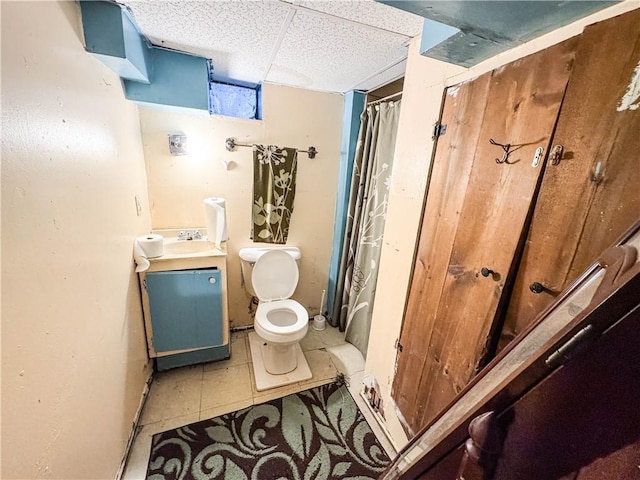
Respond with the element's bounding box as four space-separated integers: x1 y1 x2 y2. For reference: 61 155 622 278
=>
115 1 620 95
298 0 423 37
125 1 292 83
267 11 409 93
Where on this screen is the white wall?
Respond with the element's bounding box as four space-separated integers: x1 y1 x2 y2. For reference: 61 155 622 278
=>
365 0 640 450
138 84 343 328
1 2 152 478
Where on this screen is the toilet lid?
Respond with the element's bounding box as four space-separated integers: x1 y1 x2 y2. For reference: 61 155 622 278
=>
252 249 299 301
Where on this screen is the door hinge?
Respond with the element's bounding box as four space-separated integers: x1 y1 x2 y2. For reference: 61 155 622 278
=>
432 122 447 139
395 339 403 352
143 279 147 290
545 324 598 369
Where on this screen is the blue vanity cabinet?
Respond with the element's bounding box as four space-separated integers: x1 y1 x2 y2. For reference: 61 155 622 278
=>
145 269 223 352
139 255 230 370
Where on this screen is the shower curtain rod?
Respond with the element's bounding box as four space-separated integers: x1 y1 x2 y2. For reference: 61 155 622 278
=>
225 137 317 159
368 91 402 105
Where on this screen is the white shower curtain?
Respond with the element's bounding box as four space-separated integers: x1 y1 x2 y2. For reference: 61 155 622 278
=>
331 100 401 357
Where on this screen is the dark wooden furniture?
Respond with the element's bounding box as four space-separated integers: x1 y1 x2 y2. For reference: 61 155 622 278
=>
382 220 640 479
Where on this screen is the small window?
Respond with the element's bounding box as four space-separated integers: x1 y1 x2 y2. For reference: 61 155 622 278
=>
209 80 262 120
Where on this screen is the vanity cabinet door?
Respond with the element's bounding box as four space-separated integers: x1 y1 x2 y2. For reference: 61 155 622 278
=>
145 268 224 353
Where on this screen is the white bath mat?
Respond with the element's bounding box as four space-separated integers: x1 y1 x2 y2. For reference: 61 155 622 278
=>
248 332 312 391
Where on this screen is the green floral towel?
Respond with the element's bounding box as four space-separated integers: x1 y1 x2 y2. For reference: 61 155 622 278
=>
252 145 298 244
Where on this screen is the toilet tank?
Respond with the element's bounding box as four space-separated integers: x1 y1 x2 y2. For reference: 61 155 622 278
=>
239 246 301 298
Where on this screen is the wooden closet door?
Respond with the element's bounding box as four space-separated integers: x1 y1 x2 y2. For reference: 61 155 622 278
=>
499 9 640 350
392 72 493 430
392 38 579 436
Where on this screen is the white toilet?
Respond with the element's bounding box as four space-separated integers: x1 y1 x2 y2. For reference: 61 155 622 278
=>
239 247 312 389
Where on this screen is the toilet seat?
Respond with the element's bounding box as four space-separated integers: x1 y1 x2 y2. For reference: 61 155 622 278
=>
252 250 308 344
251 250 298 302
244 248 311 382
255 299 308 344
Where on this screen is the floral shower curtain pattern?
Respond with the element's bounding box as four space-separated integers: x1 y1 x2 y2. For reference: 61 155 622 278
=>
332 100 401 357
252 145 298 244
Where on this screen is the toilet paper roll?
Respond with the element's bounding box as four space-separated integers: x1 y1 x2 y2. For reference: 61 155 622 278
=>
133 234 164 273
137 234 164 258
203 197 228 247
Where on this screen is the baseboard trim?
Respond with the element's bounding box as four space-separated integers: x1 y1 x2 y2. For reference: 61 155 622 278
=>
359 390 400 454
115 369 154 480
230 325 254 332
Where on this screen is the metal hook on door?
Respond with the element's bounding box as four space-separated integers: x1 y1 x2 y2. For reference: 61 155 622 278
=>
490 138 513 164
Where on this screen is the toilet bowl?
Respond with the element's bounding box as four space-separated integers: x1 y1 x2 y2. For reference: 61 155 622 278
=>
239 248 310 376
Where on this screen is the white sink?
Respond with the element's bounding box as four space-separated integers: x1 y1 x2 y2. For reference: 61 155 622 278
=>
163 239 215 255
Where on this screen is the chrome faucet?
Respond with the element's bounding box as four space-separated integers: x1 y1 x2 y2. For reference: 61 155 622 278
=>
178 229 202 240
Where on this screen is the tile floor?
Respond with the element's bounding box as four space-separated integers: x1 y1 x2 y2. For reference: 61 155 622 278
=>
123 325 396 479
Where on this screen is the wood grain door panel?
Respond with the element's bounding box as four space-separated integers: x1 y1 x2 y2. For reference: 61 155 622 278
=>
392 73 493 427
500 9 640 349
392 37 579 435
413 38 578 431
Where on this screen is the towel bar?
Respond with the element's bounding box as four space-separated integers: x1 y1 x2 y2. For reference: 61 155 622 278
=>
225 137 317 159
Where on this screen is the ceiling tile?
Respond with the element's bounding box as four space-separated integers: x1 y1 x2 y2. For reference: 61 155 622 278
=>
125 1 292 83
298 0 423 37
266 10 409 93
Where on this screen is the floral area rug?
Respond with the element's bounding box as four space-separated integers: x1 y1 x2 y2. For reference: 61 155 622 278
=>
146 382 391 480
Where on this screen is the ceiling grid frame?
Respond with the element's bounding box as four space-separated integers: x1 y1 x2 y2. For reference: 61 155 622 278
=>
260 6 297 83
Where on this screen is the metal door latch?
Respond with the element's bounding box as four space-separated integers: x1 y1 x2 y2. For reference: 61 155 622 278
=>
550 145 564 165
532 147 544 167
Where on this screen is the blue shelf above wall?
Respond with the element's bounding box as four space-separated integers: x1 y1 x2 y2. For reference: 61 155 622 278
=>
79 0 151 83
123 47 211 113
377 0 618 67
80 0 261 118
